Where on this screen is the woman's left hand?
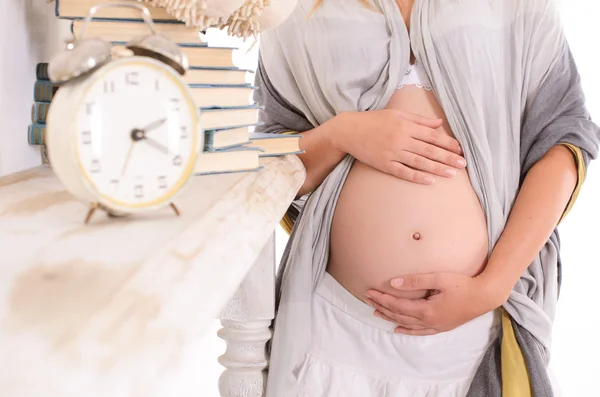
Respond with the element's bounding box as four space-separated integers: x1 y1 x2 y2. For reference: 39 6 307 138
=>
365 273 509 336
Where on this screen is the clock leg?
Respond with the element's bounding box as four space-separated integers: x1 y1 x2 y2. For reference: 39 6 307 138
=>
84 204 98 224
169 202 181 216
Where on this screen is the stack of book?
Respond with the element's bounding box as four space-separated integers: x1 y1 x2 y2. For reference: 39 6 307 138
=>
28 62 58 165
43 0 302 174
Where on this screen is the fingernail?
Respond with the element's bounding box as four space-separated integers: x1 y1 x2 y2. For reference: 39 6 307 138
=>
458 146 463 154
392 278 404 288
445 168 456 176
424 176 435 184
457 159 467 167
365 292 372 299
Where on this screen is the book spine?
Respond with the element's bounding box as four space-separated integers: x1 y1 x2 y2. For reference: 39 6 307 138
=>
33 81 59 102
28 124 47 146
41 144 50 165
55 0 182 24
203 130 215 151
36 63 50 81
31 102 51 124
187 83 254 88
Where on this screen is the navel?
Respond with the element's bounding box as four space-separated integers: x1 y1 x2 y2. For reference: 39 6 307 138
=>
412 232 422 241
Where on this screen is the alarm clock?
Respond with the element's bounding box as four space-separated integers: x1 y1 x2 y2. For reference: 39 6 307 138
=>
46 2 202 223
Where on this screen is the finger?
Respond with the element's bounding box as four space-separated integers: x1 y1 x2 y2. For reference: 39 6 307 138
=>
373 310 396 323
367 299 425 326
385 161 436 185
390 273 447 291
408 140 467 170
375 311 430 330
410 124 464 155
396 151 459 178
395 110 444 129
394 326 440 336
366 292 427 320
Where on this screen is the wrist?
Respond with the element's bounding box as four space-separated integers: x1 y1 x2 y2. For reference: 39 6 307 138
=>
475 265 514 309
326 112 353 154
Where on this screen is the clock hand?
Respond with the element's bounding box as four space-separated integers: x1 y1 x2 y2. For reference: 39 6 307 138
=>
143 136 172 156
139 118 167 133
120 141 135 178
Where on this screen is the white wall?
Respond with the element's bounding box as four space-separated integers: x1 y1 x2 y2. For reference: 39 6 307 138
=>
550 2 600 395
0 0 70 177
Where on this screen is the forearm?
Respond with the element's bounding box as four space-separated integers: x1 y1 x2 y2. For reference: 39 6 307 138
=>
480 144 579 300
296 116 347 196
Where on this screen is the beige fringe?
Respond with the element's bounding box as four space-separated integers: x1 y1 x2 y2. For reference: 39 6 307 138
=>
141 0 271 40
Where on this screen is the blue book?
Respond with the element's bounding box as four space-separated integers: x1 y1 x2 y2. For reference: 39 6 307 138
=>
33 81 59 102
111 41 236 68
200 105 262 131
28 124 47 146
203 124 261 151
36 63 50 81
246 132 304 158
55 0 184 23
71 19 206 45
189 84 255 109
185 67 253 86
195 146 263 176
31 102 51 124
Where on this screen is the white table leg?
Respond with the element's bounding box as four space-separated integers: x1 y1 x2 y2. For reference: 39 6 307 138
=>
218 233 275 397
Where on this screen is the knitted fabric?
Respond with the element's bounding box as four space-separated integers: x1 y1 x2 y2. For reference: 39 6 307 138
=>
141 0 271 39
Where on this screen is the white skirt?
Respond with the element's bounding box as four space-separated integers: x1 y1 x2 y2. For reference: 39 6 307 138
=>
294 272 502 397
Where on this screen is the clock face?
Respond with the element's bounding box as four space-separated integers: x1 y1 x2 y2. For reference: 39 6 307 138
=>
73 58 200 210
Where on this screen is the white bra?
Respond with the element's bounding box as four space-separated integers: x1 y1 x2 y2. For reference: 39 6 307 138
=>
397 60 433 90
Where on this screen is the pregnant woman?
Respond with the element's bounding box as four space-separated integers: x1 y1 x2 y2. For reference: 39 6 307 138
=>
254 0 600 396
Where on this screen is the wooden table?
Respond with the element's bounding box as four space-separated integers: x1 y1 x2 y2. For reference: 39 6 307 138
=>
0 155 305 397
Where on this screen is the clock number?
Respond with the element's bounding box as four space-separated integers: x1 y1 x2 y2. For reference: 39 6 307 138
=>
173 155 183 166
158 175 167 189
104 80 115 93
180 126 188 139
125 71 139 86
110 179 119 191
134 185 144 198
82 130 92 144
155 79 160 92
170 98 180 112
85 102 94 115
90 159 101 173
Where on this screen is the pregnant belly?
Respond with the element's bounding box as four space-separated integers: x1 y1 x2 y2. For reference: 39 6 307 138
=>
327 87 489 301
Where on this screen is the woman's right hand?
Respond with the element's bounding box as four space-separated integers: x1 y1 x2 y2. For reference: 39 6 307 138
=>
328 110 467 185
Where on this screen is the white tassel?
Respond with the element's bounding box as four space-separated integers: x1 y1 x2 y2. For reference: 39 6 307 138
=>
139 0 282 40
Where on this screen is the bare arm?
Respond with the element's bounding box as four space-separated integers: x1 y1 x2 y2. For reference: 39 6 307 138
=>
295 117 346 197
480 144 578 299
295 109 466 196
254 57 466 198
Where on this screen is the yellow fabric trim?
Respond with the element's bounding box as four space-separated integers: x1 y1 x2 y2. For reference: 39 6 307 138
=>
279 131 300 234
280 212 294 235
501 308 532 397
557 143 586 224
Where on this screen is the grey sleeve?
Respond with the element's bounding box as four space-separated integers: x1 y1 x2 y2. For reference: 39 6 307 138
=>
520 41 600 179
253 55 314 222
253 55 314 135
